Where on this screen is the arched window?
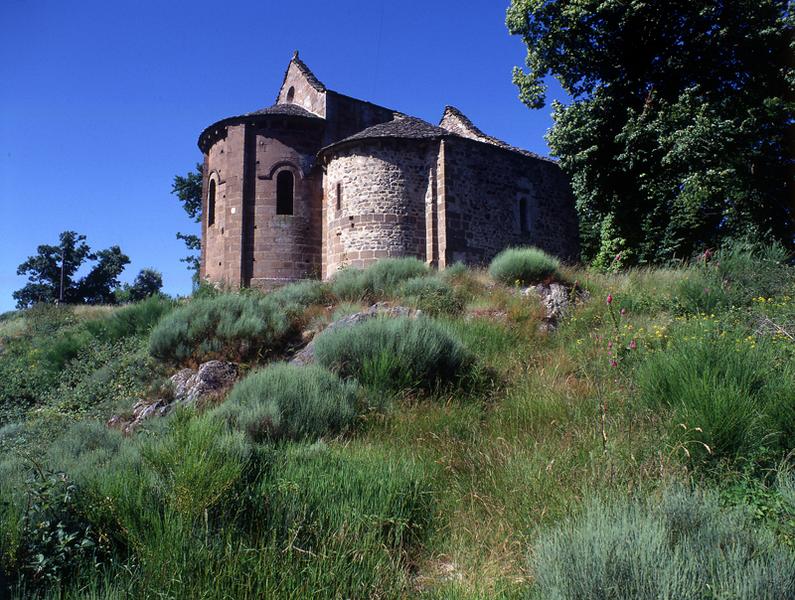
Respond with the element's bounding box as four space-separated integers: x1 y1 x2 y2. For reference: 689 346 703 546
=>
208 178 216 226
286 86 295 103
519 198 529 234
276 170 294 215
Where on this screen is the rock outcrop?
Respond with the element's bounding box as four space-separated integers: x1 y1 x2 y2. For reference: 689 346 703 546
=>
107 360 238 434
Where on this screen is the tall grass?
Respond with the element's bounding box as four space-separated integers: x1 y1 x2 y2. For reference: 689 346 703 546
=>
331 258 430 301
213 364 359 442
529 485 795 600
488 247 561 286
148 293 290 363
313 316 472 393
635 320 795 462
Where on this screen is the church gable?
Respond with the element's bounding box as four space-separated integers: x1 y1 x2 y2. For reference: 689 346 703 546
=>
276 52 327 117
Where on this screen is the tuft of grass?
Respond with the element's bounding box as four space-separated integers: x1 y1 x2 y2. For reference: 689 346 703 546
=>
635 320 795 462
529 485 795 600
331 258 430 301
213 363 359 442
148 293 290 364
489 247 561 286
399 276 465 316
313 316 472 393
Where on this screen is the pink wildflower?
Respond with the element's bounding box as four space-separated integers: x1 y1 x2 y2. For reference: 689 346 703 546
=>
629 339 637 350
607 341 613 350
606 294 613 305
620 308 627 316
610 359 618 368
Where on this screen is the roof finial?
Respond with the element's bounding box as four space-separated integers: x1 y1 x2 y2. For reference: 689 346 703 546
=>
292 50 299 60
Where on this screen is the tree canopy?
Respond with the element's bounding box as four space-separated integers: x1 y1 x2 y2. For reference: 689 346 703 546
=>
507 0 794 265
13 231 130 308
172 163 203 279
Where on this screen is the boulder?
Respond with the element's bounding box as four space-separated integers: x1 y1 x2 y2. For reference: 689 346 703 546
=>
171 360 238 404
524 282 590 330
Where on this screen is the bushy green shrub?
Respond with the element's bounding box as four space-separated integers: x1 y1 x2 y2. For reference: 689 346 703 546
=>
213 364 358 442
46 421 123 474
398 276 465 315
635 321 795 462
331 258 430 301
313 316 472 392
489 247 560 286
530 485 795 600
439 262 468 281
148 294 290 363
267 280 331 311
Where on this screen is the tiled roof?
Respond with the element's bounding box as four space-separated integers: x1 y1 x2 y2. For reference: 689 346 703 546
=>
321 116 449 152
247 103 322 119
440 105 552 162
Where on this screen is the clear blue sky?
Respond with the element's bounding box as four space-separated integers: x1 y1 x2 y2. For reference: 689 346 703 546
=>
0 0 567 312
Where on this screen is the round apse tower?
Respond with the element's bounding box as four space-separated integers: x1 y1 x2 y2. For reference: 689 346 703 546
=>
319 117 446 277
198 103 325 288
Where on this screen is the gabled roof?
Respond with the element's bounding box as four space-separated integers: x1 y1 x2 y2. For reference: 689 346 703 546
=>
440 105 552 162
275 51 326 103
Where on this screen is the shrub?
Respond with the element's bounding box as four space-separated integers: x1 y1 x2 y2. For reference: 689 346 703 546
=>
267 280 331 312
331 258 430 301
398 276 465 315
530 485 795 600
635 321 795 462
489 247 560 286
213 364 358 442
46 421 123 477
313 316 472 392
148 293 290 363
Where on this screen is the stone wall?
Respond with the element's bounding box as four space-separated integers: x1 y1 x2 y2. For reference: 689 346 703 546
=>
440 137 579 265
323 140 435 277
201 124 247 287
248 119 324 286
276 61 326 117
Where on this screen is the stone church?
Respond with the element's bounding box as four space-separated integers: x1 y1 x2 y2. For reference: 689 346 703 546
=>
198 52 578 288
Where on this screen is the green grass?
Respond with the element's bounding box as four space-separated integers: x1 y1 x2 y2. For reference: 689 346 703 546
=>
488 247 561 286
1 245 794 599
213 363 359 442
331 257 430 301
313 316 473 394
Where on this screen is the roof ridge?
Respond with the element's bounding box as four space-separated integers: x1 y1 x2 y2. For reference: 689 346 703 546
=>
440 105 553 162
275 51 326 103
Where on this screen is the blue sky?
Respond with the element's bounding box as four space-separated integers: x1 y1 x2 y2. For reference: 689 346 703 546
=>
0 0 567 312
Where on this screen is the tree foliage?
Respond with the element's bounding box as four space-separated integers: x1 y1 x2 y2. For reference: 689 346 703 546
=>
116 268 164 303
13 231 130 308
507 0 794 264
172 163 203 279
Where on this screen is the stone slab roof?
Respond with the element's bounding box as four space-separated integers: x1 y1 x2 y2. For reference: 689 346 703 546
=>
441 105 552 162
247 103 323 119
319 116 449 155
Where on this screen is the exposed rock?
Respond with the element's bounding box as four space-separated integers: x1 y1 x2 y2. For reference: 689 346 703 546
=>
524 282 590 330
171 360 238 404
107 360 239 434
291 302 419 366
107 398 171 435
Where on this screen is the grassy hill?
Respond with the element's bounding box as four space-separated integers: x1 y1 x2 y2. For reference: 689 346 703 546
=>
1 244 793 599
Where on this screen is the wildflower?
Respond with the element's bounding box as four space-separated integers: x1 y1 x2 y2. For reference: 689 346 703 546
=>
629 339 637 350
610 359 618 368
607 341 613 350
606 294 613 305
620 308 627 316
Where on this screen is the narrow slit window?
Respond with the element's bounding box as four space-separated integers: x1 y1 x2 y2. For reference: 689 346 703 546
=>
286 86 295 103
336 182 342 210
277 170 294 215
519 198 529 234
208 179 216 226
